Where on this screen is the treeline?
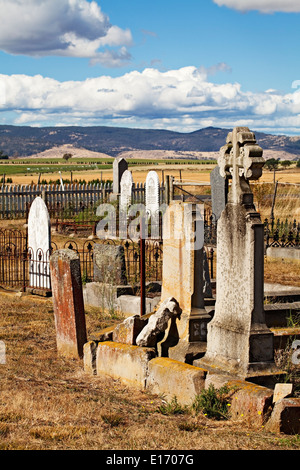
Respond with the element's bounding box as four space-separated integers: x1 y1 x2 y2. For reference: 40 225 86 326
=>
265 158 300 169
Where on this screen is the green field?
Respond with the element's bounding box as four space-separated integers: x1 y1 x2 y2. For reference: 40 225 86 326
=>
0 158 218 178
0 162 113 176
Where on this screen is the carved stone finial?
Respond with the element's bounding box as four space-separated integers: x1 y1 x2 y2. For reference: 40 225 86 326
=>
218 127 265 206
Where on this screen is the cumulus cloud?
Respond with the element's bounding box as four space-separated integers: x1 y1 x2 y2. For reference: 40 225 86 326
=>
0 0 133 66
213 0 300 13
1 66 300 133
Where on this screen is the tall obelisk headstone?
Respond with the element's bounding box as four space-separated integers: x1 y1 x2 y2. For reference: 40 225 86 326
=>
197 127 276 380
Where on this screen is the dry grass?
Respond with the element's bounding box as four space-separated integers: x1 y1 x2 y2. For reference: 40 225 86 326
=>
264 258 300 287
0 292 299 451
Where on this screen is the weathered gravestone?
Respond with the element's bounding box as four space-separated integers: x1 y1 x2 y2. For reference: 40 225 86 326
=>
210 165 228 221
93 243 127 285
197 127 278 381
146 171 160 238
112 157 128 199
27 196 51 290
120 170 133 210
119 170 133 238
50 249 87 359
157 201 212 364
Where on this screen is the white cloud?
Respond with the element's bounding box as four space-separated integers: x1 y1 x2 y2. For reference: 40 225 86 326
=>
1 66 300 133
0 0 133 66
213 0 300 13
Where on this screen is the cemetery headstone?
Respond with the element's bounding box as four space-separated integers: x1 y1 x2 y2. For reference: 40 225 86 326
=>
120 170 133 208
50 249 87 359
93 243 127 286
27 196 51 290
210 165 228 221
112 157 128 197
146 171 160 237
197 127 277 380
158 201 212 363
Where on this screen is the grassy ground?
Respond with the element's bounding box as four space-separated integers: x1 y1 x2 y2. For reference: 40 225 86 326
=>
265 258 300 287
0 168 299 450
0 291 299 451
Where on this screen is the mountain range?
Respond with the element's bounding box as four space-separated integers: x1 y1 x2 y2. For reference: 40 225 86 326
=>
0 124 300 159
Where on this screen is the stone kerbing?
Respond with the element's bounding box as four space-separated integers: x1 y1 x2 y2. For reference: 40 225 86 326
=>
96 341 156 390
83 341 299 433
146 357 206 405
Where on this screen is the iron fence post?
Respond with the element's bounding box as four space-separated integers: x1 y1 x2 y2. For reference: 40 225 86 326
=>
140 216 146 317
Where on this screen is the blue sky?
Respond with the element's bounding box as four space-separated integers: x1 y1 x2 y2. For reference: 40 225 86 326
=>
1 0 300 134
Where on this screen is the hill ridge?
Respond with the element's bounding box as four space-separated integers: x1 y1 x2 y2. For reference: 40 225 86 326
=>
0 124 299 159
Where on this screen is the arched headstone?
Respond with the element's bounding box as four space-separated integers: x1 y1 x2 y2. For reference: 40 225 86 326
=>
28 196 51 289
120 170 133 210
146 171 160 238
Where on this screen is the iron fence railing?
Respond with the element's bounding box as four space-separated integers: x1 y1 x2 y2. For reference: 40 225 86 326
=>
264 218 300 248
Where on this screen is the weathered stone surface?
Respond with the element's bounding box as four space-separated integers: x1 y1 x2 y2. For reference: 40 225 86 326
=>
96 341 156 389
116 294 161 318
147 357 206 406
161 202 205 313
90 326 114 343
265 398 300 434
198 128 276 380
210 165 228 221
120 170 133 210
266 246 300 261
113 315 148 345
136 297 181 347
50 249 87 359
159 202 211 362
93 244 127 285
28 196 51 289
204 373 274 427
83 341 97 375
273 383 293 403
146 170 160 237
83 282 133 310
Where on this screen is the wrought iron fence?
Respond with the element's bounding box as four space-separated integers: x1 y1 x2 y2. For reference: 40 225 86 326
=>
56 238 163 287
0 225 216 293
264 218 300 248
0 229 28 290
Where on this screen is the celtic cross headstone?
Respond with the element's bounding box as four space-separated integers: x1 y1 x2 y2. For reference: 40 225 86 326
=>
197 127 278 381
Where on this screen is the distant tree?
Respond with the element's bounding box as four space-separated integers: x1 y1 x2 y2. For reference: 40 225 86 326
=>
280 160 293 168
264 158 280 171
62 153 73 161
0 151 9 160
265 157 280 183
296 159 300 168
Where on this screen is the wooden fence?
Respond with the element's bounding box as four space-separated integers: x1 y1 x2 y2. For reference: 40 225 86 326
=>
0 182 166 219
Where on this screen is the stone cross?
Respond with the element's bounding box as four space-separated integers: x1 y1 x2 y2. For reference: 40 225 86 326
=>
218 126 265 206
196 127 278 382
